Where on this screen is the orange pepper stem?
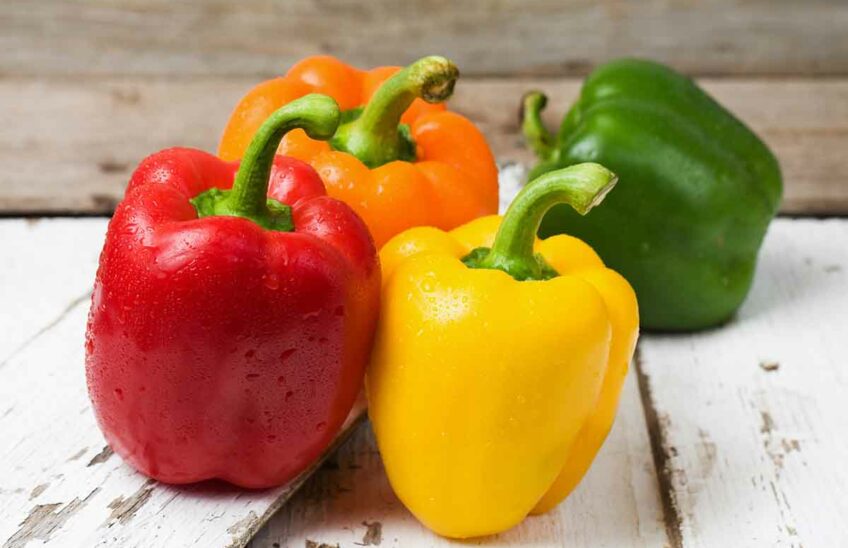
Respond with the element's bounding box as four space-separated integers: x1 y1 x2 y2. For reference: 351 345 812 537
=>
331 56 458 168
471 163 618 281
191 94 340 231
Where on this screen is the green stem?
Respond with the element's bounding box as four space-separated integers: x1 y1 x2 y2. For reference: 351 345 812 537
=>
331 56 458 168
191 94 340 231
521 91 556 161
465 163 617 281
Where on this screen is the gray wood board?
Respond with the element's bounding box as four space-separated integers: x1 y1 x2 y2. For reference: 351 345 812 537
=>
2 1 848 77
1 77 846 214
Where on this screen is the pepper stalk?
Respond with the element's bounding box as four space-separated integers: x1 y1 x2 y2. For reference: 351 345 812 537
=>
464 163 618 281
192 94 341 231
331 56 459 168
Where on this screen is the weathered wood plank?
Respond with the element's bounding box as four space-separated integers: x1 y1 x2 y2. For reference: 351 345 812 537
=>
2 1 847 77
638 218 848 546
1 77 846 215
250 370 667 547
0 218 365 548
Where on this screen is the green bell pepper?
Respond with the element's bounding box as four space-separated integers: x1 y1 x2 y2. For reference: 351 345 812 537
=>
522 58 782 331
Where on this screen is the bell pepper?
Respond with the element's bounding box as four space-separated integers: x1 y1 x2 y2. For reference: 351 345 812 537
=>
368 163 639 538
85 95 380 488
219 55 498 247
522 58 782 331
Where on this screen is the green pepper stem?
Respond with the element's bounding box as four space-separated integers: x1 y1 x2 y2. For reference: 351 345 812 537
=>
230 93 340 215
521 91 556 161
191 94 340 231
331 56 458 168
477 163 617 280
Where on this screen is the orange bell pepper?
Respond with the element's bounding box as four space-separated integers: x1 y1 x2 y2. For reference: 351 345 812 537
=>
219 56 499 246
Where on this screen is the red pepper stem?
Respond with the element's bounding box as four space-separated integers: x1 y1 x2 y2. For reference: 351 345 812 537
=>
521 91 556 161
331 56 458 168
479 163 618 280
229 94 340 217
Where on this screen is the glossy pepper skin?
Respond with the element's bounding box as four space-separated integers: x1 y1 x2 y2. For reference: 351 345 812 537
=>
368 163 639 538
522 59 782 331
219 55 498 247
85 95 380 488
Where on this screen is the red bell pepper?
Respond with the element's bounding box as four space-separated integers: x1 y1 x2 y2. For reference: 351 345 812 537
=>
85 94 380 488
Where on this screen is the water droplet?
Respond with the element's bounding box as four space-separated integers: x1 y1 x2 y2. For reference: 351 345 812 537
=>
114 388 124 401
285 390 294 401
302 309 321 321
316 421 327 431
263 273 279 290
279 348 296 362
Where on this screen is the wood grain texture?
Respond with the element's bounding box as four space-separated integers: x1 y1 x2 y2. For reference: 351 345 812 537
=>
638 218 848 546
2 1 848 77
0 218 365 548
250 371 667 548
1 77 846 215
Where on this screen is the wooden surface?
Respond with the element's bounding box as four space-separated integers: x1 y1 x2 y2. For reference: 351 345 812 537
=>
251 372 667 548
250 219 848 547
2 77 847 215
638 219 848 546
3 3 848 544
2 172 848 546
2 1 848 77
0 217 365 548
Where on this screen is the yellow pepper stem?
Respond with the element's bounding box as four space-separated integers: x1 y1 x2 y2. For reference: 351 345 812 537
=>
472 163 618 280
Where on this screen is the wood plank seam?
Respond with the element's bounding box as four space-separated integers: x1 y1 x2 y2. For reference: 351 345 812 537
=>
224 414 367 548
635 347 684 548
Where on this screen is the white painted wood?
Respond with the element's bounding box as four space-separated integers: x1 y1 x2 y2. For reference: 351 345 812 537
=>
0 218 365 548
251 370 667 547
639 219 848 546
6 213 846 545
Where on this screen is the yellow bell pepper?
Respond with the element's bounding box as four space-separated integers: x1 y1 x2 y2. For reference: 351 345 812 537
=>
367 163 640 538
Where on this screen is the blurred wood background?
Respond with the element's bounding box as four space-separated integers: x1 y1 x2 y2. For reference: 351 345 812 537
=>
0 0 848 215
1 0 847 215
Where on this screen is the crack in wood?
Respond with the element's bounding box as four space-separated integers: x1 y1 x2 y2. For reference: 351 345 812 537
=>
28 483 49 501
634 347 684 548
225 511 259 548
66 447 88 462
3 488 99 548
96 159 129 174
0 289 92 370
103 480 155 527
356 521 382 546
86 445 114 467
305 541 339 548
